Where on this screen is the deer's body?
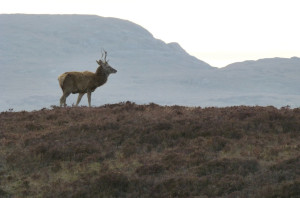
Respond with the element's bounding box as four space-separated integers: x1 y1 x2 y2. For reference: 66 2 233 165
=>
58 51 117 107
58 70 107 94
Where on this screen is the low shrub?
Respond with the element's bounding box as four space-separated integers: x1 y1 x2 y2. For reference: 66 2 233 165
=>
197 158 259 177
136 163 165 176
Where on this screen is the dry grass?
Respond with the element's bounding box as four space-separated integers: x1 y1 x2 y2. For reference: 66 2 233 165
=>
0 102 299 197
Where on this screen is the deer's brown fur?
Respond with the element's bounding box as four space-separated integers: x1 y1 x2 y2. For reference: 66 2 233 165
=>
58 51 117 107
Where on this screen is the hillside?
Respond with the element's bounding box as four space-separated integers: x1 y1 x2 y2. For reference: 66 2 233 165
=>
1 14 300 111
0 103 299 197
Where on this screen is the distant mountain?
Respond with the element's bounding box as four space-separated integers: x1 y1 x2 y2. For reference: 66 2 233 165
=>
0 14 211 67
204 57 300 92
0 14 299 111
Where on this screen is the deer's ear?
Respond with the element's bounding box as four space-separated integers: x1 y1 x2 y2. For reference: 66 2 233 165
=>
96 60 102 66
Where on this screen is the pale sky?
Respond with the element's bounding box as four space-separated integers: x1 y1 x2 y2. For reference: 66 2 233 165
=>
1 0 299 67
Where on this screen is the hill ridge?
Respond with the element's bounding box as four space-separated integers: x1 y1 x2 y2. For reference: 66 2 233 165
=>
1 102 299 197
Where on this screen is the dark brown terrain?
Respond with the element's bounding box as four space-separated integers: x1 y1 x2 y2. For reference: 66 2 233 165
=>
0 102 299 197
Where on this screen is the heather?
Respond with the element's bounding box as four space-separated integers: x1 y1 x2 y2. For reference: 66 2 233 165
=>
0 102 299 197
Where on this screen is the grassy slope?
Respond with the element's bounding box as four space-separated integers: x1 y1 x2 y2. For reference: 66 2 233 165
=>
0 102 299 198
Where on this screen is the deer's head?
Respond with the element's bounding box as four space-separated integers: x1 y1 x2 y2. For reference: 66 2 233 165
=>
96 50 117 75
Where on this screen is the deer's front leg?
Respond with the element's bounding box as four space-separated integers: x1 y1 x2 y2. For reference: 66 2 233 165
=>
87 92 92 107
76 93 85 106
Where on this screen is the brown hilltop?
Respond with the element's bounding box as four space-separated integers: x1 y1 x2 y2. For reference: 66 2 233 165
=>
0 102 300 197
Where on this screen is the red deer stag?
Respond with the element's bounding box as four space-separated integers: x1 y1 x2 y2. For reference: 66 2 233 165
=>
58 51 117 107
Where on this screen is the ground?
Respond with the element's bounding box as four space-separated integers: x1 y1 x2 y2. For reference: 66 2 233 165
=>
0 102 299 197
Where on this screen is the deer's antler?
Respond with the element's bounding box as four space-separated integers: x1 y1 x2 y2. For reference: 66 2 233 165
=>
102 50 108 63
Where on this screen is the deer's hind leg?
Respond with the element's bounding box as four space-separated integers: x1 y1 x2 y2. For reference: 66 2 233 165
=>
60 92 70 107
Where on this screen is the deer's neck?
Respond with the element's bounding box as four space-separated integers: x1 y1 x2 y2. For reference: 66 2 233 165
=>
95 67 108 85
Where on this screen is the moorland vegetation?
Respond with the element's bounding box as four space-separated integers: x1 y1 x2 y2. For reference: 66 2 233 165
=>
0 102 299 197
